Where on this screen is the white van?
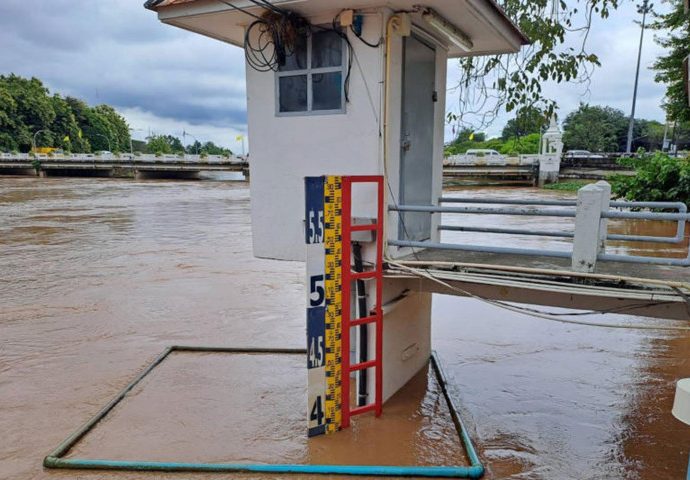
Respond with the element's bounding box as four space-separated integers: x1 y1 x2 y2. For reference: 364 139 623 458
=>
465 149 505 165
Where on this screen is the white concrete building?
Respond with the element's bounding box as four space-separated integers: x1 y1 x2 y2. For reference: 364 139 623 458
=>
146 0 527 413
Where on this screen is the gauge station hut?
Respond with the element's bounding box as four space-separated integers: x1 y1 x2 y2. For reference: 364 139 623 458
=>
145 0 527 416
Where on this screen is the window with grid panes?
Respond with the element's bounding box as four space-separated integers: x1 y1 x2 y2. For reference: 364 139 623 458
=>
276 29 345 115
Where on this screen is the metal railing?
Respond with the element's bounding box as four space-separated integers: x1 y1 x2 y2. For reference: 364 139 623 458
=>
437 197 687 245
388 193 690 269
0 152 246 164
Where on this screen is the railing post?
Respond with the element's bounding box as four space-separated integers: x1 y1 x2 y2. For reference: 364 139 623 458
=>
572 183 607 272
595 181 611 254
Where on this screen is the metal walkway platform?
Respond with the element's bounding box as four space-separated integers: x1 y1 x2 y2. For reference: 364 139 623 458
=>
385 251 690 321
385 189 690 322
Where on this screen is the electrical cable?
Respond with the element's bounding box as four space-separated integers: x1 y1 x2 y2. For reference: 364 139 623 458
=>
350 25 382 48
386 260 690 331
216 0 263 20
240 6 352 103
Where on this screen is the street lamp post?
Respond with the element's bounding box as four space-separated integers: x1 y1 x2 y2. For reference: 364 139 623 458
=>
626 0 653 154
32 129 51 152
128 128 145 154
182 131 200 155
94 134 112 153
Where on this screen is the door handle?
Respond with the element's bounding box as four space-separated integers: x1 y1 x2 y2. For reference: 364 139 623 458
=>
402 135 411 152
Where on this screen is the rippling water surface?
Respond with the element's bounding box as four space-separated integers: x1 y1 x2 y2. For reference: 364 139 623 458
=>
1 177 689 479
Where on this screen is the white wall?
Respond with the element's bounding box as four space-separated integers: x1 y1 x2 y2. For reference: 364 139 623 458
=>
247 10 385 261
246 11 449 262
245 10 447 407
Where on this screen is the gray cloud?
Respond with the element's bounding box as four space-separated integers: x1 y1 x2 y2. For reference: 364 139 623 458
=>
0 0 248 141
0 1 673 145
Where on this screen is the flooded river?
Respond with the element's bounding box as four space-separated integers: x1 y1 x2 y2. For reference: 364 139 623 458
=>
1 176 689 479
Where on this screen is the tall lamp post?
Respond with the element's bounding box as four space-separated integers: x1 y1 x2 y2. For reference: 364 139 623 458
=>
32 129 51 152
626 0 653 154
672 379 690 478
94 134 112 153
183 130 200 154
128 128 145 154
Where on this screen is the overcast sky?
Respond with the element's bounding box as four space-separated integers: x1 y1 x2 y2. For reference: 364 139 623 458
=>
0 1 671 149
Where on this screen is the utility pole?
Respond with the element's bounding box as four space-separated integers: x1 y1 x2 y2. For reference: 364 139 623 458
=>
626 0 652 154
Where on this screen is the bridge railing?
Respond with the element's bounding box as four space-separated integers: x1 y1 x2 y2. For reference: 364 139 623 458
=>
0 152 246 164
388 183 690 272
444 153 539 166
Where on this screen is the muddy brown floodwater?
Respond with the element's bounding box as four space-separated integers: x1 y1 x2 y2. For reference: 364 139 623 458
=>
1 177 689 480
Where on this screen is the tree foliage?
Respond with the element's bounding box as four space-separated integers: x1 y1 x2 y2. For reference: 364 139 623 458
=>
185 140 233 156
445 102 688 156
451 0 621 129
445 131 540 156
501 106 547 140
561 104 684 152
146 134 184 154
651 0 690 123
562 104 628 152
0 74 130 153
611 151 690 205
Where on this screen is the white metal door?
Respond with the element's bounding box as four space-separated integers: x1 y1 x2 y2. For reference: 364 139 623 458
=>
399 35 435 242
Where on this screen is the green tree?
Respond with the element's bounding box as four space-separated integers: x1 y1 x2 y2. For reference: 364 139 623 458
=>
562 104 629 152
501 106 547 140
146 134 184 154
185 140 203 154
499 132 541 155
635 119 666 151
444 128 488 156
51 95 90 152
199 141 232 156
0 75 131 153
451 1 621 127
651 0 690 123
0 75 55 151
93 105 130 152
0 85 18 151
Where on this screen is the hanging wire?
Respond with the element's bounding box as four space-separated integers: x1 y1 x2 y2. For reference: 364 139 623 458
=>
239 2 353 104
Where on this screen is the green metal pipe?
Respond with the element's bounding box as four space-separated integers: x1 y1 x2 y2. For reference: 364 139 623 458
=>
43 347 485 478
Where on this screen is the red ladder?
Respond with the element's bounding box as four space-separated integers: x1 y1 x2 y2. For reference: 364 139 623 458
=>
341 175 384 429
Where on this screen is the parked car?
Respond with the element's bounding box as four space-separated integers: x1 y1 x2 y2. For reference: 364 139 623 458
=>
465 149 505 165
564 150 605 159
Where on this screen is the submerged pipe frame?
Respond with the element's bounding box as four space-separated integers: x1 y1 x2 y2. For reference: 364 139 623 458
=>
44 346 485 478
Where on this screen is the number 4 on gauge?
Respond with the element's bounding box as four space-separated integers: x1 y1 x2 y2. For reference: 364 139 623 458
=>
310 395 324 425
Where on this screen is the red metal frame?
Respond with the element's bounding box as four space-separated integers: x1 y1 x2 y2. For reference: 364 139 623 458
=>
341 175 384 429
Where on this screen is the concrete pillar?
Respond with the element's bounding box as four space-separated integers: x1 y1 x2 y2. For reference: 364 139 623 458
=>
572 183 608 273
538 155 561 187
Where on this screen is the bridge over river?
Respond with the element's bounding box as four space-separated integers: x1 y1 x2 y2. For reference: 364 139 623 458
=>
0 153 249 179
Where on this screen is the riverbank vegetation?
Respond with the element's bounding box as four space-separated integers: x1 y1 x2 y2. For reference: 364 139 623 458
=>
0 75 131 153
543 180 593 192
0 74 232 156
611 152 690 206
445 104 690 157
